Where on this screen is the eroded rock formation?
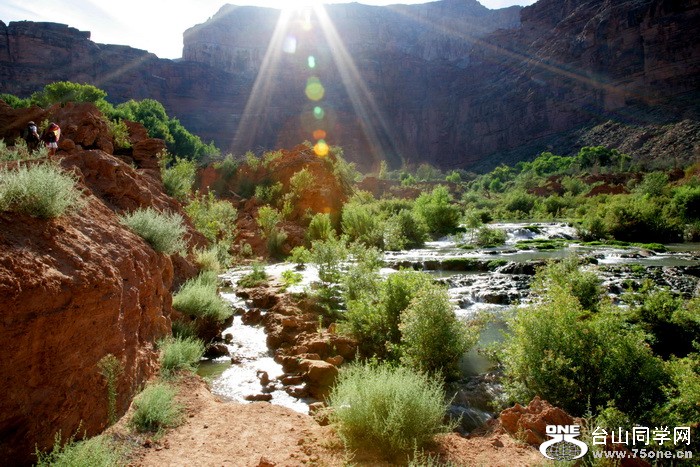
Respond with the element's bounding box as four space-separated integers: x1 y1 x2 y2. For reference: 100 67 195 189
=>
0 101 203 464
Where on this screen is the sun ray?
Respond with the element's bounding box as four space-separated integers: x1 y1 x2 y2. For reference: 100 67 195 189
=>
232 9 294 151
310 4 406 169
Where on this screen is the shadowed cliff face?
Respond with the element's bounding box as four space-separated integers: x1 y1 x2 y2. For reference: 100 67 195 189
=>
0 0 698 171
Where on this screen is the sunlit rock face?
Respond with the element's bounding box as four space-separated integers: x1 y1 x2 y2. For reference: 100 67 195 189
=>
1 0 698 171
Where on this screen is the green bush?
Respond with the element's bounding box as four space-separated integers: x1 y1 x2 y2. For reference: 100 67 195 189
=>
655 353 700 454
581 194 683 243
256 205 287 257
672 184 700 222
342 270 434 360
129 383 182 433
413 185 461 238
623 283 700 358
254 181 283 206
172 272 232 322
0 163 84 218
341 202 384 248
112 98 218 160
35 432 123 467
384 209 428 251
533 257 602 312
185 192 237 242
399 285 477 379
161 156 196 202
502 284 668 418
475 226 506 247
159 336 205 375
310 237 348 285
0 138 48 161
107 119 131 150
307 212 335 242
237 263 269 288
328 363 453 456
31 81 109 108
503 190 536 215
289 168 314 199
119 208 185 254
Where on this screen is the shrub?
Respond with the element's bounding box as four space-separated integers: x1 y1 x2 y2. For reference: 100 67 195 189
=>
256 205 287 257
503 190 536 215
280 270 303 290
502 285 668 418
310 237 348 285
655 353 700 454
212 154 238 179
384 209 428 251
475 226 506 247
0 138 47 161
288 246 312 268
172 272 232 322
0 163 84 218
185 192 237 242
254 181 283 205
97 355 123 427
35 432 123 467
328 362 453 456
119 208 185 254
634 171 669 197
672 184 700 222
237 263 269 288
161 156 196 201
341 202 384 248
193 246 222 273
289 168 314 199
399 285 477 379
159 336 205 375
307 212 335 242
129 383 182 433
107 119 131 149
533 257 602 312
413 185 461 238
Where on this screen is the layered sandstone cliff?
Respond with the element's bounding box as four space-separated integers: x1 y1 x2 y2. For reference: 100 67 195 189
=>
1 0 698 171
0 101 203 464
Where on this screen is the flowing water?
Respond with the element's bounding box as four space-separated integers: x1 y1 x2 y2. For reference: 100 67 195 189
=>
202 222 700 429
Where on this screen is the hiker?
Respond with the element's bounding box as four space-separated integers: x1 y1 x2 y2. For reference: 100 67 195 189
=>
42 122 61 156
24 121 40 152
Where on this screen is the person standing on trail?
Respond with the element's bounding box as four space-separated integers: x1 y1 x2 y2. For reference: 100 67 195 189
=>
42 122 61 156
24 121 40 152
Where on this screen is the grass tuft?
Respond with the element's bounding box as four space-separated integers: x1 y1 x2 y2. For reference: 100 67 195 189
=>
129 383 182 433
172 271 232 322
119 207 185 254
159 335 205 375
0 162 84 218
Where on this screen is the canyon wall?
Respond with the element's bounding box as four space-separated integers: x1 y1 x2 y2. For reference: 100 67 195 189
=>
0 0 698 171
0 102 203 465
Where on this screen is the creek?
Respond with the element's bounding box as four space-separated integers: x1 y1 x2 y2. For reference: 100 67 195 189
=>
199 222 700 431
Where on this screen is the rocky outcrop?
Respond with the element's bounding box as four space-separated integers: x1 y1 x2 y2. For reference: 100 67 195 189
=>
0 103 202 464
235 284 356 400
1 0 699 172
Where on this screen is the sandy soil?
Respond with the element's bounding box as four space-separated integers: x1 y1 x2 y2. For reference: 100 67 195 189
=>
113 374 546 467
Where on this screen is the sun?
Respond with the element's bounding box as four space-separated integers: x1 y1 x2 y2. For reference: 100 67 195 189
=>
276 0 326 11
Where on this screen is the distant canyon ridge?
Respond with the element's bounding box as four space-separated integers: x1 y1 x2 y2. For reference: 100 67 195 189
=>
1 0 699 170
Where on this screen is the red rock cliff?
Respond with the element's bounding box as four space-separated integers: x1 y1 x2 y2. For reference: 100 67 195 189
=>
0 101 203 464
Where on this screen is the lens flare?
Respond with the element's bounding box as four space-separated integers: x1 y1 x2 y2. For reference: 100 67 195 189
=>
313 129 327 140
314 139 329 157
305 77 325 101
313 106 325 119
308 55 316 69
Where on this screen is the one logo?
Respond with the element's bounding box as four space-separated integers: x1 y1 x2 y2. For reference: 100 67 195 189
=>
539 425 589 461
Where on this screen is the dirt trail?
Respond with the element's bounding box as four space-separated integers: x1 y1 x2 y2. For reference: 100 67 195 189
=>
120 375 546 467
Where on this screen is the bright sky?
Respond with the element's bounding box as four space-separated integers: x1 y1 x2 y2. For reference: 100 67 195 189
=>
0 0 536 59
